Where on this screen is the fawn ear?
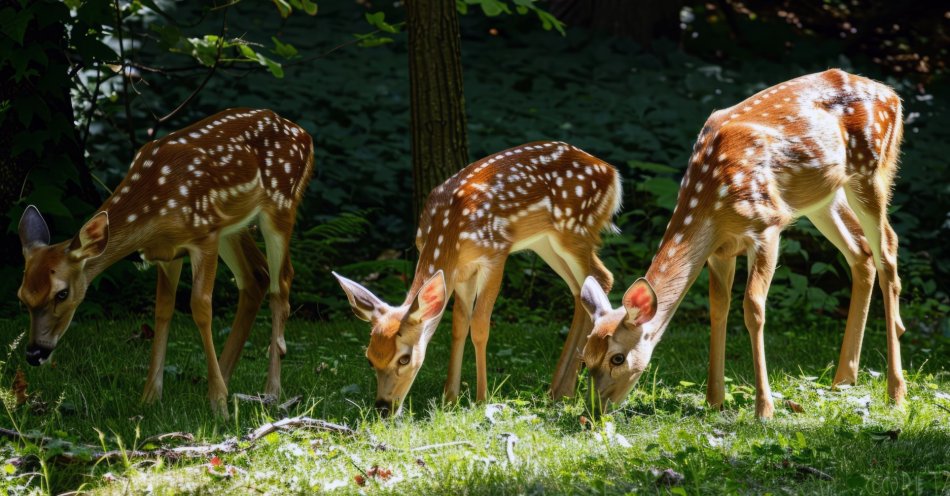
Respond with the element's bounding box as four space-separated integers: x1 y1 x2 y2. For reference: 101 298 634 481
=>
18 205 51 251
68 212 109 262
333 272 386 322
622 278 657 327
580 276 611 320
408 270 448 330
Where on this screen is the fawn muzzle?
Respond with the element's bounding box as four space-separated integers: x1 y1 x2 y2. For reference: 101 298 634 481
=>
25 343 53 366
375 399 394 418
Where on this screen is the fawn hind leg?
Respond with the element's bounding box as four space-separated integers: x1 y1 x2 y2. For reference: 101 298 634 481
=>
844 177 906 405
259 214 295 399
217 230 270 384
142 259 184 404
806 191 876 387
706 255 736 410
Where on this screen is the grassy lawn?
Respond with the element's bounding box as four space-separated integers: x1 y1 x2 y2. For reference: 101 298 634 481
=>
0 308 948 494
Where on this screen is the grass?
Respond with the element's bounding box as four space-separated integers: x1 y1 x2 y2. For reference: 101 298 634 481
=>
0 307 948 494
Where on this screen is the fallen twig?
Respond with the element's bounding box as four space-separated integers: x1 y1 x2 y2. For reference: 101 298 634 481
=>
142 432 195 445
279 395 302 411
792 462 834 481
233 393 277 405
500 433 519 464
410 440 475 452
247 416 354 441
1 416 354 465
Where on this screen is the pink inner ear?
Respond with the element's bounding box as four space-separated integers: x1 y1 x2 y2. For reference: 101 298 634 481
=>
418 282 444 321
85 217 106 240
624 284 656 321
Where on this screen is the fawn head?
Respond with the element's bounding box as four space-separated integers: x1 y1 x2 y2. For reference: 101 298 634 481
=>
334 270 448 417
17 206 110 366
580 276 658 409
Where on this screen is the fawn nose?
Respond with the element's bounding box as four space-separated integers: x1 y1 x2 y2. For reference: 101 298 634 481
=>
375 399 393 417
25 344 52 366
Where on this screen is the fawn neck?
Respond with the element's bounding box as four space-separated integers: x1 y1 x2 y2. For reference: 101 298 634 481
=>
642 196 717 341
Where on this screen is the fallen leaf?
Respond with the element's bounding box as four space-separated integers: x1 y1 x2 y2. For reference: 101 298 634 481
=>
210 455 223 467
12 369 27 406
354 474 366 486
365 465 392 480
786 399 805 413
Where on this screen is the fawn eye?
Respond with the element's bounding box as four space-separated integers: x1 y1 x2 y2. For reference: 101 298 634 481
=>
610 354 625 366
55 289 69 301
398 354 411 366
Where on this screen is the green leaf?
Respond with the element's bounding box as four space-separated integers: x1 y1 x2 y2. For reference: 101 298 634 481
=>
238 44 284 78
474 0 510 17
295 0 318 15
271 36 298 59
354 32 394 48
272 0 292 18
365 12 399 34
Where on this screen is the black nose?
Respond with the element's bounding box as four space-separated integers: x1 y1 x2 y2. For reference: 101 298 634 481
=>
25 344 52 366
375 400 392 417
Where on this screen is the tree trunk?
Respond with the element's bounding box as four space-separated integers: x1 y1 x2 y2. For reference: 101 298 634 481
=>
406 0 469 220
550 0 684 47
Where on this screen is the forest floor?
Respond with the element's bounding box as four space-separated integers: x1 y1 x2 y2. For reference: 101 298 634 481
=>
0 313 947 494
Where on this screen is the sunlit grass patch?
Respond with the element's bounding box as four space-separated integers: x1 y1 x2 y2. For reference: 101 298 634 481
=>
0 315 947 494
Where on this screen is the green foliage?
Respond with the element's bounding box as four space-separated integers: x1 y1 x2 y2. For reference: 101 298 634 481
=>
459 0 565 35
1 1 947 335
272 0 319 18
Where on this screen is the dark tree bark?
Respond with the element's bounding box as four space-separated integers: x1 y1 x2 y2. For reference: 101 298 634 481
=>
0 0 99 252
406 0 470 220
550 0 684 47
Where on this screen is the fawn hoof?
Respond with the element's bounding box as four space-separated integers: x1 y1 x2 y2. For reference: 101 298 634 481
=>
705 397 724 411
832 371 858 389
141 382 163 405
210 396 230 419
442 391 460 404
889 379 907 407
209 386 230 418
755 398 775 419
